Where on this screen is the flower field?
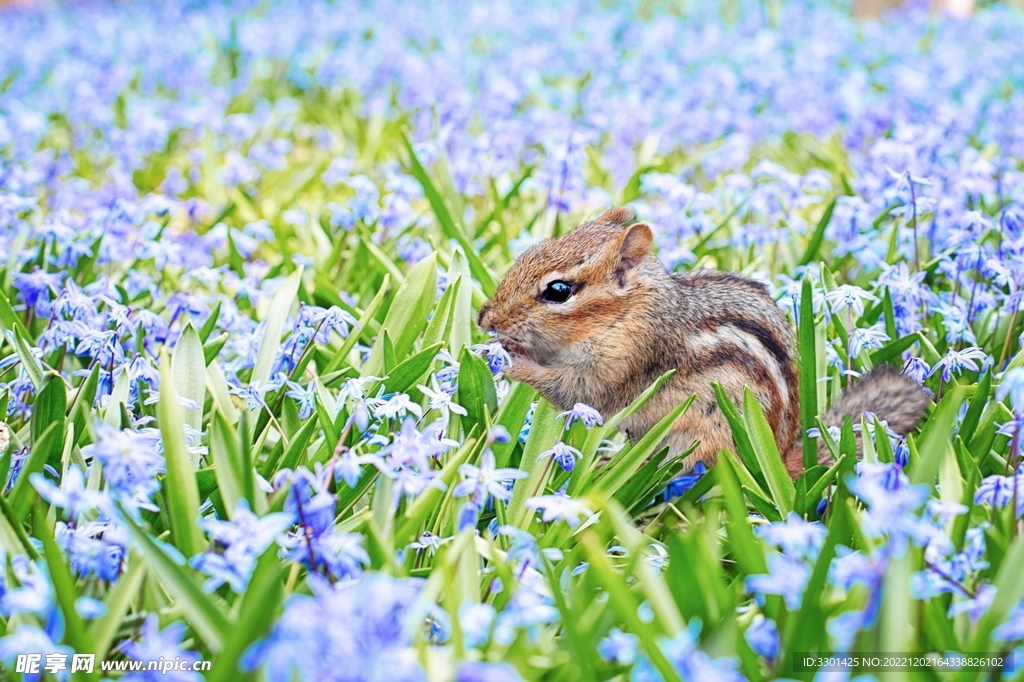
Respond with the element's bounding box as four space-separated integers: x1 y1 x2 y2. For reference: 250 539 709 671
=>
2 0 1024 679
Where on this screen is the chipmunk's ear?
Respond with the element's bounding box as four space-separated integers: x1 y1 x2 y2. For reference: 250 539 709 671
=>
596 206 636 227
612 222 652 283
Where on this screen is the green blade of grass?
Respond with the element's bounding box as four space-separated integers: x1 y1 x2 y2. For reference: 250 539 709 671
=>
120 510 229 652
742 387 795 517
798 275 819 470
158 347 205 557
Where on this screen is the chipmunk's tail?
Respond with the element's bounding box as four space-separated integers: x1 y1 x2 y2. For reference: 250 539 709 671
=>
817 365 930 464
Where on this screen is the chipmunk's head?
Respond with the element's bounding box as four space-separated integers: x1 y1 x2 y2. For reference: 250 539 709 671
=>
477 206 657 379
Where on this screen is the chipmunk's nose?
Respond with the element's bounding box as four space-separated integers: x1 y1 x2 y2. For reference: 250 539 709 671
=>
477 303 496 332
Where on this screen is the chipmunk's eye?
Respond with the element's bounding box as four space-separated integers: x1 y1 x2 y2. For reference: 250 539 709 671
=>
541 280 573 303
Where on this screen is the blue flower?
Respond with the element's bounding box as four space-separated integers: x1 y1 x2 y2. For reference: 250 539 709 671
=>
755 512 827 561
665 461 706 499
80 425 164 516
948 584 996 623
599 628 638 665
745 554 810 610
190 499 294 593
537 441 582 473
744 615 779 660
118 615 202 682
928 347 989 383
556 403 604 429
526 491 593 528
995 600 1024 642
454 450 527 507
12 268 65 316
285 381 316 420
998 367 1024 417
456 661 523 682
242 574 427 682
459 602 496 649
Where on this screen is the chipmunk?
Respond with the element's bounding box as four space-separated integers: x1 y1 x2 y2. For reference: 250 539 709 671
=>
477 206 929 477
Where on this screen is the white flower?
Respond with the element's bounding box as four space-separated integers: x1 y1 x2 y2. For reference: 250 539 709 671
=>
526 491 594 528
417 378 467 417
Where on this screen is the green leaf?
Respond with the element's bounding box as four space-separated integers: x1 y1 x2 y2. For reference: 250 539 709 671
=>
448 247 474 355
10 422 59 521
364 252 437 376
798 454 846 515
323 273 390 375
456 346 498 430
210 408 245 518
712 383 764 484
594 395 695 498
798 197 835 266
198 300 223 343
490 381 535 468
69 363 100 446
172 322 208 445
10 327 44 390
507 399 563 528
205 360 239 426
203 332 229 365
87 552 147 661
379 342 444 398
33 507 97 681
868 331 920 366
120 511 229 652
266 411 320 476
403 134 497 294
798 276 819 470
158 347 205 557
882 287 897 340
910 385 968 486
0 289 30 340
32 373 67 473
571 370 676 496
742 387 796 516
959 367 991 445
715 454 768 575
207 545 285 682
252 267 303 391
104 367 131 426
422 275 459 349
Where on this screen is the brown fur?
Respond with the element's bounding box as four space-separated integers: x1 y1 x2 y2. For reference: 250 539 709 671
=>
477 207 930 478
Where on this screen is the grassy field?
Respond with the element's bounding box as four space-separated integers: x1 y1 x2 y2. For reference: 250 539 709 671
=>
1 0 1024 680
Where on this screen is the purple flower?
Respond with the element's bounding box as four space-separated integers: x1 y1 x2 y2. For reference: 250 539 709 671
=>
948 584 996 623
902 356 931 384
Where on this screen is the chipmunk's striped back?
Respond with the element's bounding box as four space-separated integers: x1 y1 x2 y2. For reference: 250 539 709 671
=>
478 206 929 477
